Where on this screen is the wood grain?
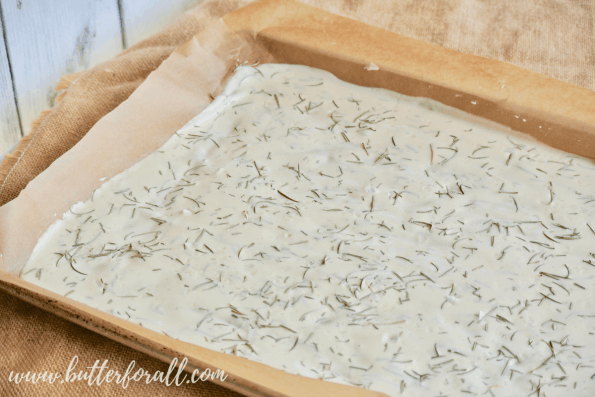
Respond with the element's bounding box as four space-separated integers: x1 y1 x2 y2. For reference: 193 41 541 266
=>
0 0 123 136
0 8 21 154
120 0 204 47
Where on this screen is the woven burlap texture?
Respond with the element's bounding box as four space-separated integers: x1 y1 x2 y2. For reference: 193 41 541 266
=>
1 0 594 396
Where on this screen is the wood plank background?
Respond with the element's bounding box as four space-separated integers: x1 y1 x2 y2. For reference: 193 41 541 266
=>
0 0 204 154
0 10 21 154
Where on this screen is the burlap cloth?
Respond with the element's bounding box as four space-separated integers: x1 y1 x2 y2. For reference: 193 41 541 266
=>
1 0 593 395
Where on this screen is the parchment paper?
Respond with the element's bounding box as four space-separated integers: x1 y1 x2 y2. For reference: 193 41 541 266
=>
1 0 594 395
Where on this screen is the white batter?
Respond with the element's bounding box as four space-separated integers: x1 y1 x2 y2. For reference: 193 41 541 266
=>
22 64 595 396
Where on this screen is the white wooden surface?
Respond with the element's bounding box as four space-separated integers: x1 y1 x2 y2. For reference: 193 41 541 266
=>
0 0 123 139
120 0 203 47
0 10 21 154
0 0 202 155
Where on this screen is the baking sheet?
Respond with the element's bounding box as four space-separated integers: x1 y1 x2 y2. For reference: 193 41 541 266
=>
1 0 594 395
